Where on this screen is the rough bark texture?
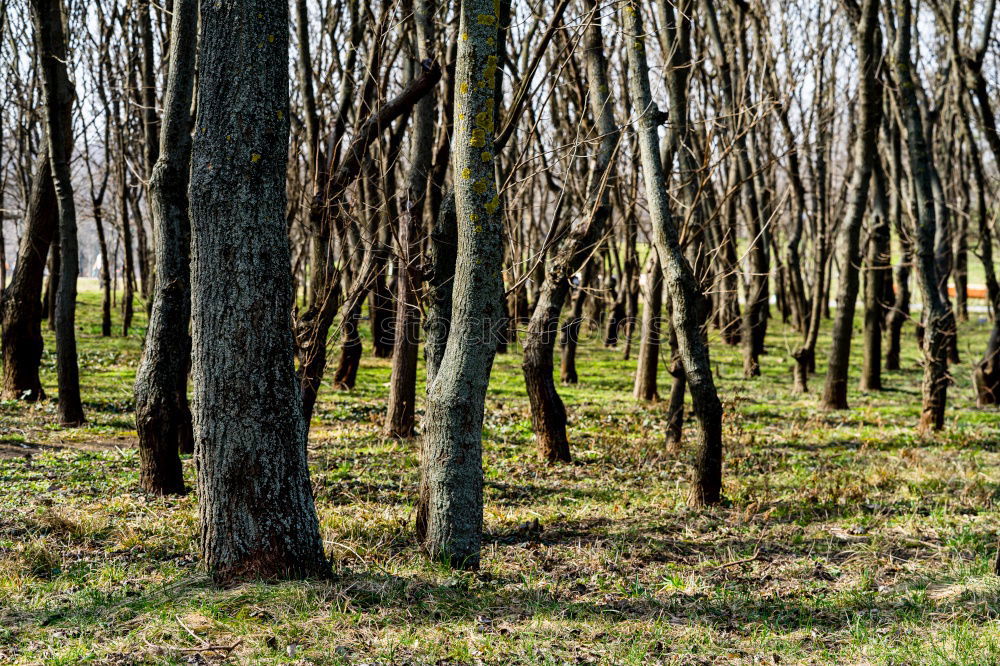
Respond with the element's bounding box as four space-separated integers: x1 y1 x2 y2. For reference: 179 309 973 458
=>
134 0 196 496
189 0 328 583
416 0 505 569
522 0 618 463
1 151 55 402
821 0 881 410
31 0 84 426
625 1 724 506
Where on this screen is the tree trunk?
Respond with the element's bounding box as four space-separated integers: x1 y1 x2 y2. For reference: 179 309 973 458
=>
416 0 505 569
860 160 891 391
559 261 592 385
31 0 84 426
821 0 881 410
424 192 457 386
118 158 135 337
884 129 910 371
522 0 618 463
1 150 55 402
385 0 436 439
93 198 113 337
664 294 685 452
893 0 950 432
189 0 327 583
134 0 196 496
633 252 663 401
625 0 724 506
44 224 58 330
704 0 767 377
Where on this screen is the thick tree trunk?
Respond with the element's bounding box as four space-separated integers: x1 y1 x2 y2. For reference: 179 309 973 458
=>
1 151 55 402
416 0 505 569
32 0 84 426
134 0 196 496
821 0 881 410
189 0 327 583
625 1 724 506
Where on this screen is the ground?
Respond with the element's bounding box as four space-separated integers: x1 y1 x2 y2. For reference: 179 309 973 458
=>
2 287 1000 665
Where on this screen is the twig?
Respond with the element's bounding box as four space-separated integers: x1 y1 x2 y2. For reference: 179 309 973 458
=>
712 548 761 570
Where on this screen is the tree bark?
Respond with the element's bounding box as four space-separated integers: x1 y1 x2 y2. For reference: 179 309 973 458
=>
633 252 663 401
31 0 84 426
189 0 328 582
385 0 437 439
522 0 618 463
860 159 891 392
1 150 55 402
416 0 505 569
625 0 724 506
821 0 881 410
892 0 950 432
134 0 196 496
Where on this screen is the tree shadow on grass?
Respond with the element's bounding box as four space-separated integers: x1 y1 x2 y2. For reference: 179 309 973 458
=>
12 520 1000 652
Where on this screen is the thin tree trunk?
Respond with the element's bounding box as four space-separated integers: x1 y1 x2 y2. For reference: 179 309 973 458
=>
893 0 950 432
385 0 437 439
424 192 456 386
31 0 84 426
626 0 724 506
633 252 663 401
134 0 196 496
821 0 881 410
560 261 593 385
860 160 890 391
522 0 618 463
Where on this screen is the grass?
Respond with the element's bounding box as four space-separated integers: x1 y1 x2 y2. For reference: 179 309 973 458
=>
2 286 1000 664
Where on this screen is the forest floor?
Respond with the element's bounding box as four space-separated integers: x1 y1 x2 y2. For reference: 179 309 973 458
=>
3 288 1000 664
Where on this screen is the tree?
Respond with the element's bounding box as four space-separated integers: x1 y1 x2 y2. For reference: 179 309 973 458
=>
385 0 437 439
30 0 84 426
522 0 619 463
134 0 197 495
891 0 950 432
189 0 328 582
416 0 505 568
821 0 882 410
624 0 724 505
1 150 56 402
